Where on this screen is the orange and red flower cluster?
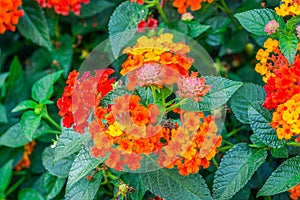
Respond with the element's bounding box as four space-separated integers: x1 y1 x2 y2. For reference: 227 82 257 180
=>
37 0 89 16
14 141 36 171
57 69 115 133
173 0 213 14
289 183 300 200
256 38 300 140
0 0 24 34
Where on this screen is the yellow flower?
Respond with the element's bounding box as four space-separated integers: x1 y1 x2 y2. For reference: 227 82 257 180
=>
107 122 124 137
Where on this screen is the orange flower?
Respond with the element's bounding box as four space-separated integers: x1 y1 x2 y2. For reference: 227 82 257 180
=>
14 141 36 171
37 0 90 16
289 183 300 200
173 0 213 14
0 0 24 34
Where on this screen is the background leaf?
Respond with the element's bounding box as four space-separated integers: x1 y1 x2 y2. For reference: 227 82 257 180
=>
0 160 13 192
141 168 212 200
17 0 52 51
248 102 286 148
229 83 266 124
258 156 300 197
213 143 267 200
18 188 44 200
20 110 42 140
44 172 66 200
108 1 148 57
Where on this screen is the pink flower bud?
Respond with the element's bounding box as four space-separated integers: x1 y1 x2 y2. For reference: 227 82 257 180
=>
264 20 279 35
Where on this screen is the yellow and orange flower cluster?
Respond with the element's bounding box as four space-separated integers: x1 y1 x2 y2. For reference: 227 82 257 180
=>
14 141 36 171
275 0 300 16
271 93 300 140
0 0 24 34
37 0 89 16
121 33 193 76
289 183 300 200
255 38 300 82
172 0 213 14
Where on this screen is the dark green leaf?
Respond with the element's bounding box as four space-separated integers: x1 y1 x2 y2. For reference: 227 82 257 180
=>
52 35 73 78
279 34 298 65
141 168 212 200
79 0 116 18
44 172 66 200
258 156 300 197
199 76 243 111
0 160 13 192
18 188 43 200
213 143 267 200
54 129 91 162
0 122 51 148
248 102 286 148
229 83 266 124
31 70 63 103
12 100 38 113
0 104 8 124
42 146 75 178
65 172 103 200
122 173 147 200
0 72 9 88
17 0 52 51
234 9 280 36
20 110 42 140
108 1 148 57
188 21 210 38
271 147 289 158
66 144 106 191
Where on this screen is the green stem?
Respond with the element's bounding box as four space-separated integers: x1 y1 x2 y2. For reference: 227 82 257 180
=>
288 142 300 147
217 0 241 29
43 114 62 131
155 0 169 25
212 158 219 168
218 145 233 152
6 176 27 196
225 127 243 138
151 86 157 103
164 98 189 113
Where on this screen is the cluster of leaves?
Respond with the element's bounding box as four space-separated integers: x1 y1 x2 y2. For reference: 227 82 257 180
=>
0 0 299 200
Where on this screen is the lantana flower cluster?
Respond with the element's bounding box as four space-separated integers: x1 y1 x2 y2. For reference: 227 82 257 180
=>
256 23 300 141
172 0 214 14
57 33 222 176
289 183 300 200
0 0 24 34
275 0 300 16
37 0 89 16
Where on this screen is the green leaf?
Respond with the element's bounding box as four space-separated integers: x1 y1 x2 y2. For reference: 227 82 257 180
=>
17 0 52 51
0 104 8 124
18 188 43 200
213 143 267 200
0 72 9 88
20 110 42 140
0 160 13 192
279 34 298 65
248 102 286 148
66 144 106 192
286 16 300 30
42 147 75 178
52 35 73 78
271 147 289 158
65 172 103 200
141 168 212 200
12 100 38 113
122 173 147 200
44 172 66 200
188 21 210 38
54 129 91 162
229 83 266 124
5 56 27 108
108 1 148 57
79 0 116 18
199 76 243 111
31 70 63 103
0 122 51 148
234 9 280 36
257 156 300 197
